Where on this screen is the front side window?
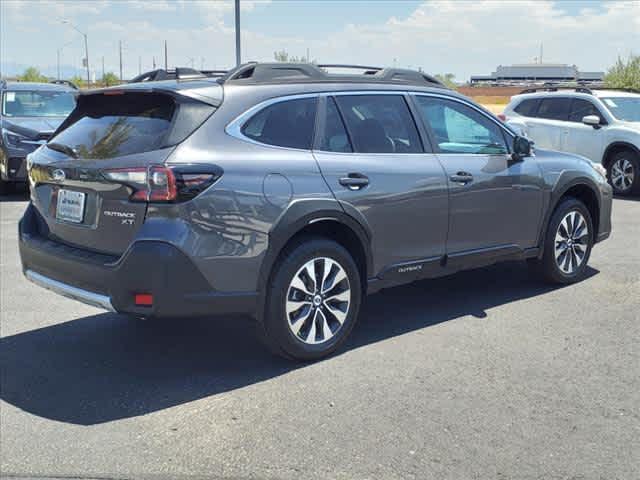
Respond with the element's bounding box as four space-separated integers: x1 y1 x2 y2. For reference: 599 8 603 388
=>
334 95 422 153
601 97 640 122
415 96 508 155
2 90 76 117
568 99 602 122
242 97 317 150
536 97 571 121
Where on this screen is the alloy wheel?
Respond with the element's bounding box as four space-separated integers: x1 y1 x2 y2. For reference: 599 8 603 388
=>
611 158 635 192
554 211 589 275
285 257 351 345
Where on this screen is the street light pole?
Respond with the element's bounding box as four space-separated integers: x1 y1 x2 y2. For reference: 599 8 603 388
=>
235 0 241 66
62 20 90 86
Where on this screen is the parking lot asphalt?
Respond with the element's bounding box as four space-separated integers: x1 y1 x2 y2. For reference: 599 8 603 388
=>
1 190 638 480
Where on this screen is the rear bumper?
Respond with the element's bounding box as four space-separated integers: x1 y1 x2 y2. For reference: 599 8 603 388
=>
19 203 258 318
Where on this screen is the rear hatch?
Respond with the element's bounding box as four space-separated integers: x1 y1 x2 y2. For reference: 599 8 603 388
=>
28 87 218 256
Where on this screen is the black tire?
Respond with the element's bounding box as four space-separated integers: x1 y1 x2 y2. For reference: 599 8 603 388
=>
606 150 640 196
258 236 362 361
529 197 594 284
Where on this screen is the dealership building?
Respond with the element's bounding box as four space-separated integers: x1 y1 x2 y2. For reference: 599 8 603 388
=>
470 63 604 85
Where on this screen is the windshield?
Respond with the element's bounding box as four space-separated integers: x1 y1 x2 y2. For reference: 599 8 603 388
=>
601 97 640 122
2 90 76 117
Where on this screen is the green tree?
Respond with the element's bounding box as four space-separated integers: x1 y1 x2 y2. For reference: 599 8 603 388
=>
102 72 119 87
604 55 640 90
19 67 47 82
434 73 457 88
69 75 86 89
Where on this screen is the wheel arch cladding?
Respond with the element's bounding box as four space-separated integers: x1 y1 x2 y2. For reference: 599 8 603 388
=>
602 142 640 168
550 180 600 244
256 199 373 319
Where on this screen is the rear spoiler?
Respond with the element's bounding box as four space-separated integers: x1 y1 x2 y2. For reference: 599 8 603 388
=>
77 79 223 107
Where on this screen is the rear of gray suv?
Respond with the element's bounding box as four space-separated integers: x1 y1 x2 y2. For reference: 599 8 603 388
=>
20 63 613 360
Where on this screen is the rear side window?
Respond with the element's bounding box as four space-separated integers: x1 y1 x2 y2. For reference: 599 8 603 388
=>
514 98 539 117
537 98 571 121
242 97 317 150
335 95 422 153
50 92 179 159
317 97 352 152
568 99 601 122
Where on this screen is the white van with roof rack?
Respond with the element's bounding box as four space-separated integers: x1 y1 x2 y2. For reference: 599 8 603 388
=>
503 87 640 195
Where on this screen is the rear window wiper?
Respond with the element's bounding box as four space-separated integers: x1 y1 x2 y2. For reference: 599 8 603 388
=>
47 142 78 159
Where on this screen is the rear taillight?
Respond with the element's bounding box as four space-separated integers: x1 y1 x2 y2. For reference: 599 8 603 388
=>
497 113 507 122
102 164 222 203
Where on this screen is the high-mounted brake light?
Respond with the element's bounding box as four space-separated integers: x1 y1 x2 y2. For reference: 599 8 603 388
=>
497 113 507 122
102 164 222 203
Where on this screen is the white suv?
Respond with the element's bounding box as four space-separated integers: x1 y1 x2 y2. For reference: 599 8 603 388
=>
504 88 640 195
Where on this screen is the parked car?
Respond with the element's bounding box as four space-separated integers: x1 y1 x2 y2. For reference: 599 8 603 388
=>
20 63 612 360
0 80 77 194
503 87 640 195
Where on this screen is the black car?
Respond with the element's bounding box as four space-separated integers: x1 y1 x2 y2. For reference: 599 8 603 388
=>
1 80 76 193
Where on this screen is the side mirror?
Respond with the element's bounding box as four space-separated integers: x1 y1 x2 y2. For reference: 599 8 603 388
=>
512 135 532 162
582 115 601 128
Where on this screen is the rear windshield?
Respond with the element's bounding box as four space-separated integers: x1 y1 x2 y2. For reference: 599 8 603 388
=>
2 90 76 117
49 92 183 159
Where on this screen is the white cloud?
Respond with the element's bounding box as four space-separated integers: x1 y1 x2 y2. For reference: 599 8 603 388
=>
307 0 640 79
127 0 176 12
1 0 638 81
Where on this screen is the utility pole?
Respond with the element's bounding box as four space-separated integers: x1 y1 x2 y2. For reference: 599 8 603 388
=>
164 40 168 70
57 49 61 80
138 56 142 75
119 40 123 81
540 43 543 64
102 56 105 81
153 56 156 69
235 0 241 66
306 47 310 63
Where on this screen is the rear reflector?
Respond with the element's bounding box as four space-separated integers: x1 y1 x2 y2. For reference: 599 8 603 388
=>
134 293 153 306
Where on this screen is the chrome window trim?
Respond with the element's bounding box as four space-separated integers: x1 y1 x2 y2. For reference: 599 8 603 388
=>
225 89 508 154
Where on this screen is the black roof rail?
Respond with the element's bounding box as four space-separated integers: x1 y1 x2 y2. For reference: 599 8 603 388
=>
50 79 78 90
520 86 593 95
129 67 221 83
220 62 446 88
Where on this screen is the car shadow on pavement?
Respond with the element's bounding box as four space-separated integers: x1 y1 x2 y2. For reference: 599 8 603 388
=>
0 188 29 203
0 261 598 425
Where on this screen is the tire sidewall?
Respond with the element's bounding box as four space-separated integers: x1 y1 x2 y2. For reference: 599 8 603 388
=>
264 238 362 361
544 199 594 283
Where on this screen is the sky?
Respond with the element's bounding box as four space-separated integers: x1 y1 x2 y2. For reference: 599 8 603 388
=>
1 0 638 81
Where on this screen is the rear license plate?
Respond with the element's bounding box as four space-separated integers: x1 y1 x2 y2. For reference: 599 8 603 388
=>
56 189 86 224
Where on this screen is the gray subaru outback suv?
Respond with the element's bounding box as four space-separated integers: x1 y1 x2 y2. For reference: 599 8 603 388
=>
20 63 613 360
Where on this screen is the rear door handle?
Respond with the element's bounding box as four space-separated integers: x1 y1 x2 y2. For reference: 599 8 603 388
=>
339 173 369 190
449 172 474 184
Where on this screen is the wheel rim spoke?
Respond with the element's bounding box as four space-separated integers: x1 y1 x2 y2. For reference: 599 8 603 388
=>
286 256 351 345
555 210 589 275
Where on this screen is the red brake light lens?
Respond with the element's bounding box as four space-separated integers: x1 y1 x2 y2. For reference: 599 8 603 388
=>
497 113 507 122
102 164 222 203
